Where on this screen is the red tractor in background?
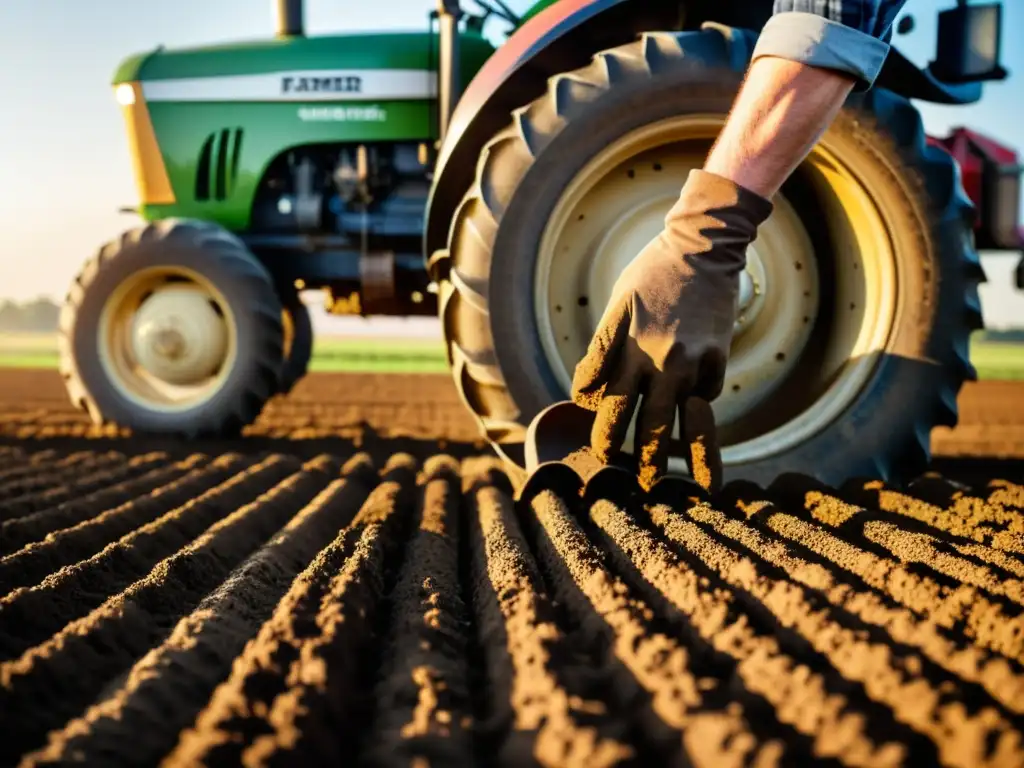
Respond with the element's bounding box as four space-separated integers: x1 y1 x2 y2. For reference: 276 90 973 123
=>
930 128 1024 286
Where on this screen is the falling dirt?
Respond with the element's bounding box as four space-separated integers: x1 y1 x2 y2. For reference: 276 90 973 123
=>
0 370 1021 766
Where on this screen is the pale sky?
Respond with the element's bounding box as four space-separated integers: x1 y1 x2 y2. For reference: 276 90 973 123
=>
0 0 1020 327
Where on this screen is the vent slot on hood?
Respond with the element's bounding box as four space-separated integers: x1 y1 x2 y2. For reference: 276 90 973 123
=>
195 128 244 201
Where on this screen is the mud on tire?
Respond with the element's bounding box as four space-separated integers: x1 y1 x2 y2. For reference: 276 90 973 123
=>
59 219 285 438
431 26 985 486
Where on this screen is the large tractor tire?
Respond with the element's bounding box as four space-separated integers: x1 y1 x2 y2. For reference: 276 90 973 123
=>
278 290 314 395
432 27 985 487
59 219 285 438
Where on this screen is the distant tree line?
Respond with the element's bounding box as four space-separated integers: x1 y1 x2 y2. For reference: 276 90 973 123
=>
0 295 1018 341
0 298 60 332
977 328 1024 343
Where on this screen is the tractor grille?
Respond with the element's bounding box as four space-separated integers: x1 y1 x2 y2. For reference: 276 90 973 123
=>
195 128 244 202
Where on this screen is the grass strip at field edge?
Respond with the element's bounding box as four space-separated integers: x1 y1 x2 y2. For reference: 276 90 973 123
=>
0 337 1021 379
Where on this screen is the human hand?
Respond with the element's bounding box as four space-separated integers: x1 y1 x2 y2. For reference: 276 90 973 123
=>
570 170 772 490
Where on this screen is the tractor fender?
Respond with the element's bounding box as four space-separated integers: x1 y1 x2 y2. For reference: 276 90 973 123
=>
424 0 711 259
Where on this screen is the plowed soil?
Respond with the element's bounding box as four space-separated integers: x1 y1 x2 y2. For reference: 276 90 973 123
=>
1 369 1023 767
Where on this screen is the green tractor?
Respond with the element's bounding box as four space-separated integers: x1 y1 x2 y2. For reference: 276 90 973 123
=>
61 0 1022 485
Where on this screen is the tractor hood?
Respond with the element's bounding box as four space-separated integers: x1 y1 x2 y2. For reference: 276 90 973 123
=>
113 31 494 98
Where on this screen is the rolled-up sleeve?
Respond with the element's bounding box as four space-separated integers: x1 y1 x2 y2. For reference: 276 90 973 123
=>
751 0 910 91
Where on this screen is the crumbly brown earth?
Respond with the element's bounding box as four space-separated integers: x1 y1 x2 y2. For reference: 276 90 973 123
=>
0 370 1021 766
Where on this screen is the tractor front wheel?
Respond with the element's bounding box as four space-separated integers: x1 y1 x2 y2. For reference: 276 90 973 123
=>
59 219 285 437
432 28 985 487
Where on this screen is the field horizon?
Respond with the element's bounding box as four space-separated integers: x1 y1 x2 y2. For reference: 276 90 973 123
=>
2 330 1022 379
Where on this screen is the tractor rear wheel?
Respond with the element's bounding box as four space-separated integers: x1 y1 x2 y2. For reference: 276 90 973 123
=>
432 28 985 487
59 219 285 437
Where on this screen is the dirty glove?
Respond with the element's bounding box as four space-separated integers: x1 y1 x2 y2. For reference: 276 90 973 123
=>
570 169 773 490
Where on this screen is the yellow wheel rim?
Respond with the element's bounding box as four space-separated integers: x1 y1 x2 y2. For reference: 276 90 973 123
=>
98 266 239 413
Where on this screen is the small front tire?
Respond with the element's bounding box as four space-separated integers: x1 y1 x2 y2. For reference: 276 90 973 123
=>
59 219 285 438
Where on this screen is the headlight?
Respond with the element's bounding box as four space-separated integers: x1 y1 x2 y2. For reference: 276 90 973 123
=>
115 83 137 106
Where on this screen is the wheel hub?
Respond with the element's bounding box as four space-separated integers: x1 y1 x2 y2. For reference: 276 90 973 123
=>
130 286 228 386
152 327 187 360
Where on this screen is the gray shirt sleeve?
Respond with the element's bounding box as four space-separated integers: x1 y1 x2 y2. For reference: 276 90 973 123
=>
751 0 911 90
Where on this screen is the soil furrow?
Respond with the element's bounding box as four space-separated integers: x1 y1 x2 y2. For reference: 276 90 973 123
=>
985 481 1024 513
735 484 978 614
573 493 903 767
923 486 1024 534
0 451 125 505
0 452 170 521
788 480 1024 582
0 454 206 557
907 475 1024 521
863 520 1024 603
0 454 296 656
359 455 474 767
0 448 46 481
21 454 375 768
0 454 243 594
0 451 86 497
645 503 1024 768
843 481 1024 553
166 454 418 767
949 541 1024 578
526 489 790 768
683 501 1024 715
466 463 633 768
753 507 1024 663
0 455 336 763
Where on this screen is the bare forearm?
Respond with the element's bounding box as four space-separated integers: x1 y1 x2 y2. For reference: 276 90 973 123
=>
704 56 856 199
702 0 911 198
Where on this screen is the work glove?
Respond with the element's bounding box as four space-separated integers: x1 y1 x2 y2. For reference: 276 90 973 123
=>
570 169 773 490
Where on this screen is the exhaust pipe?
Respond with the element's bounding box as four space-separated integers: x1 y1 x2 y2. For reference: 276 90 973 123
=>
436 0 463 144
275 0 304 37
